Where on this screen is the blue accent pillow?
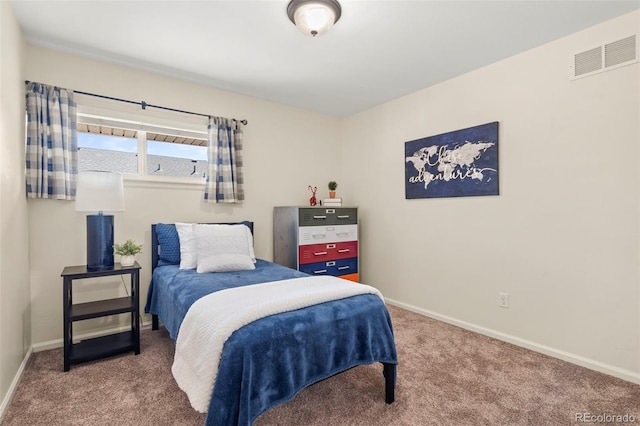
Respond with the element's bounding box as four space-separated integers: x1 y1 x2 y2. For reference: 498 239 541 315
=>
239 220 253 235
155 223 180 266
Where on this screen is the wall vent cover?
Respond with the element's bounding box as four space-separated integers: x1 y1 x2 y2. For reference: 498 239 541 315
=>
570 34 637 80
574 46 602 76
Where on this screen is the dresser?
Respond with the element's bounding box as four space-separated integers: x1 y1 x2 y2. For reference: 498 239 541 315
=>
273 206 359 282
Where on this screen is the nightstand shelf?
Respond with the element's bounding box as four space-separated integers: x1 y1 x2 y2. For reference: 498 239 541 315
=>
70 297 136 321
61 262 141 371
69 330 136 364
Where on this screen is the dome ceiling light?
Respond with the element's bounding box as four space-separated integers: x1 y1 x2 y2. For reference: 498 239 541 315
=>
287 0 342 37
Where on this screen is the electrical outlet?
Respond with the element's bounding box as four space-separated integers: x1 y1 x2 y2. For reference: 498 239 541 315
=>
499 292 509 308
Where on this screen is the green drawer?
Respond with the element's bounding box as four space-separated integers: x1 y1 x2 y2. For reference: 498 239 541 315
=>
298 207 358 226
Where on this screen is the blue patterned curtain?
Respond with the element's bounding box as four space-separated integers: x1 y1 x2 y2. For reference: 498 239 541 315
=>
25 82 77 199
204 116 244 203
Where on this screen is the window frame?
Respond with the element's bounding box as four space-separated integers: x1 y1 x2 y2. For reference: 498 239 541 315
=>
76 109 209 189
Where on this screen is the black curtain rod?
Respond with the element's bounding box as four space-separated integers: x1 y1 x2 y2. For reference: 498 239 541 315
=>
25 81 248 125
75 90 248 125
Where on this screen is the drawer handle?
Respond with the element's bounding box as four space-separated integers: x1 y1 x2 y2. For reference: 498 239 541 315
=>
314 251 328 256
337 215 350 219
338 266 350 271
337 249 350 253
312 234 326 239
313 269 327 274
313 215 327 219
336 232 349 237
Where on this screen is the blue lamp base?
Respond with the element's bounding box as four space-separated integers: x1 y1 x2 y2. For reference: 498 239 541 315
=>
86 214 114 270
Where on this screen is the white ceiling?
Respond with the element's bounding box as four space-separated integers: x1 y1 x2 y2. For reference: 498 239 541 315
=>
11 0 640 117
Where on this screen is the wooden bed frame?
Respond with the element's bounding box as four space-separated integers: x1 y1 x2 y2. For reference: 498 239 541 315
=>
148 223 396 404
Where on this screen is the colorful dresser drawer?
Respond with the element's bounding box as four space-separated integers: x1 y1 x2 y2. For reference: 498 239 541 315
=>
298 241 358 265
298 207 358 226
339 273 359 283
299 257 358 277
298 224 358 245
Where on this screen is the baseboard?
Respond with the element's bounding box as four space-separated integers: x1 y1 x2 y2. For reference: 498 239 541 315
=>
0 346 33 424
385 298 640 385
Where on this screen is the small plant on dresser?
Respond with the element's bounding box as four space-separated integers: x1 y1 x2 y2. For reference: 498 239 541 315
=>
328 181 338 198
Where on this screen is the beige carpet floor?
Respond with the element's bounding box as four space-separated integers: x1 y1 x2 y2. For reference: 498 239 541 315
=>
2 304 639 425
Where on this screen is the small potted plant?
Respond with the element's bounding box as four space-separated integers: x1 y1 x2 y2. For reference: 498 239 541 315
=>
115 239 142 267
328 181 338 198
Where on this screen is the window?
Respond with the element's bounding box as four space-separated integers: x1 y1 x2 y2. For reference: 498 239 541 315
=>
76 114 208 181
147 135 207 178
77 126 137 174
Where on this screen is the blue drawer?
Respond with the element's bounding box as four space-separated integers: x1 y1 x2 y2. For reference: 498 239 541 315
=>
299 257 358 277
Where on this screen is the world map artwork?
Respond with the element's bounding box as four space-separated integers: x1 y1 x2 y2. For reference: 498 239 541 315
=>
404 122 499 199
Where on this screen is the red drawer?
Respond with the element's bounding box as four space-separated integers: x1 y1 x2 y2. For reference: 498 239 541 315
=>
299 241 358 265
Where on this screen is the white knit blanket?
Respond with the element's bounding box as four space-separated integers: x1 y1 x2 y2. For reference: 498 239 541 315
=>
171 275 383 413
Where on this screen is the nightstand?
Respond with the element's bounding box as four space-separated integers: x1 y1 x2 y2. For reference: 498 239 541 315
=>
61 262 141 371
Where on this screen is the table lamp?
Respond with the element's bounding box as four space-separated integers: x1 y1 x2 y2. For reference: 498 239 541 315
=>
75 171 125 270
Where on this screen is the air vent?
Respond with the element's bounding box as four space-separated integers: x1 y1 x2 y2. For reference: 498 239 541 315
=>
605 35 636 67
570 34 637 80
574 47 602 76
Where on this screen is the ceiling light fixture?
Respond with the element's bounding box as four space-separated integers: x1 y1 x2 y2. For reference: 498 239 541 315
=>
287 0 342 37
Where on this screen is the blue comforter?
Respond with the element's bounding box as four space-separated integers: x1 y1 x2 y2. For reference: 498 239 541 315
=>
145 260 397 425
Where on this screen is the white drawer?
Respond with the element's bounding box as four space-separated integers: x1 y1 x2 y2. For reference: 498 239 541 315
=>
298 224 358 245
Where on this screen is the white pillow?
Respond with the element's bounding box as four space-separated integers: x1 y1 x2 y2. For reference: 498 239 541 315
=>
195 224 256 273
176 223 197 270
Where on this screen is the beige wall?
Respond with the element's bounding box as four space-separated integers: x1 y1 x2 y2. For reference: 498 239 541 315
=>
0 0 30 414
342 11 639 381
25 46 343 345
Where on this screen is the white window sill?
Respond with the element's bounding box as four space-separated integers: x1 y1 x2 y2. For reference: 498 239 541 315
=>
123 174 205 191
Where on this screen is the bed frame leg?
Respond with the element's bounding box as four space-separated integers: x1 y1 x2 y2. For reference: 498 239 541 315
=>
152 314 159 331
383 363 396 404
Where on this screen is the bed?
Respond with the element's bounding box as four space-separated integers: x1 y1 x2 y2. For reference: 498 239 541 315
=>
145 222 397 426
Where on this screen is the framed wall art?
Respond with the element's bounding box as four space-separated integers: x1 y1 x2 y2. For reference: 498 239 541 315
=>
405 121 499 199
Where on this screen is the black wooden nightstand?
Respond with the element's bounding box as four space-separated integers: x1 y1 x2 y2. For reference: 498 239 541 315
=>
61 262 141 371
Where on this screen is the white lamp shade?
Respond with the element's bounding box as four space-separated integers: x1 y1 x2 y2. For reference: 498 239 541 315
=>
75 171 125 212
288 0 341 37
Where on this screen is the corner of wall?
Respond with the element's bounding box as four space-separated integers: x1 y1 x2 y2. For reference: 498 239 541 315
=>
0 0 32 418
